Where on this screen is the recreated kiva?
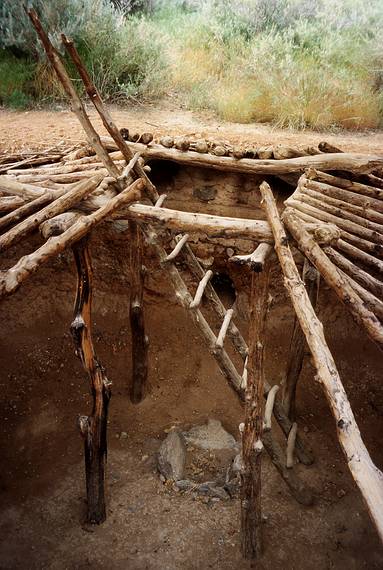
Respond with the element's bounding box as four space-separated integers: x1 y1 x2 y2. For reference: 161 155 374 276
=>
0 7 382 560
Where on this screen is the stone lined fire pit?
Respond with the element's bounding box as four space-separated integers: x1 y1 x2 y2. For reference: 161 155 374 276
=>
157 419 241 502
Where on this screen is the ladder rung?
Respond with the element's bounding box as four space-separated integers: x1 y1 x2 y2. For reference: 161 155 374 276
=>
190 270 213 309
241 356 248 389
215 308 234 348
263 385 279 431
164 234 189 262
286 422 298 468
154 194 167 208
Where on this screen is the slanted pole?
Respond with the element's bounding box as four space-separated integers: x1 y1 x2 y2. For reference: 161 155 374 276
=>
71 237 111 524
129 221 148 403
241 258 271 559
260 182 383 542
282 259 319 420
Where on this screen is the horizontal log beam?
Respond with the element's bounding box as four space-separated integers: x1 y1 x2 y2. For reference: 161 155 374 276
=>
99 139 383 175
126 203 273 242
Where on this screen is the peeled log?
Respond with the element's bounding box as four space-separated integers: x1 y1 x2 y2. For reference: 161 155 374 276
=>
0 179 143 298
324 247 383 299
0 195 25 212
307 169 383 201
302 179 383 223
283 208 383 349
27 9 120 179
97 138 383 176
0 174 103 253
126 203 273 242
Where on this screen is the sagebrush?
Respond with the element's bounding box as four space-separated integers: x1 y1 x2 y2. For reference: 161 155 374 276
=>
0 0 382 130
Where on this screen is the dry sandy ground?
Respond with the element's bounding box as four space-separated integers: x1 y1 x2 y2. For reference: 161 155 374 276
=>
1 101 383 154
0 104 383 569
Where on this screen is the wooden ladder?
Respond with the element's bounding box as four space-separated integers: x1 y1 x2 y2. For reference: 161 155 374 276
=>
143 195 313 506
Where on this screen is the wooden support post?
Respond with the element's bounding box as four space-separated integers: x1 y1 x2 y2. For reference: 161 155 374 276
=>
241 257 271 559
260 181 383 542
282 259 319 420
129 221 148 403
71 237 111 524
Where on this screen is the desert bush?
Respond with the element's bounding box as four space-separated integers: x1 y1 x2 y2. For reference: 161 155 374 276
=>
0 51 35 109
0 0 166 104
0 0 382 130
164 0 383 129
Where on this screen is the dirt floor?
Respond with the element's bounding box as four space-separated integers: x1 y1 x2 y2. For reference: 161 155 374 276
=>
1 104 383 569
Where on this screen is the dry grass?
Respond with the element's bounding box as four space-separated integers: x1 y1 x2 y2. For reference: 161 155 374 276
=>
163 2 383 130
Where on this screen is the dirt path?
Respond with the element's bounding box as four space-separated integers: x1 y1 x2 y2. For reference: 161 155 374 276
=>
1 101 383 154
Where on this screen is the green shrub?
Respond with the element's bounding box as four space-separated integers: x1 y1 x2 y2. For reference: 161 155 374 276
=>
164 0 383 129
0 51 35 108
0 0 382 130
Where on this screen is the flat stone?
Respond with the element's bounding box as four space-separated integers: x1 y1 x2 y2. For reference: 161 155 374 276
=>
193 186 217 202
174 479 194 491
183 419 238 451
157 430 186 481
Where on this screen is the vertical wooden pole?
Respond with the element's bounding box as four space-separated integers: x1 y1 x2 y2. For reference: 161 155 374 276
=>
282 259 319 419
241 259 271 559
129 221 148 403
71 236 111 524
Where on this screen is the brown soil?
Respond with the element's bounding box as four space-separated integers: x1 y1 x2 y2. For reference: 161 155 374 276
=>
1 100 383 154
1 104 383 569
